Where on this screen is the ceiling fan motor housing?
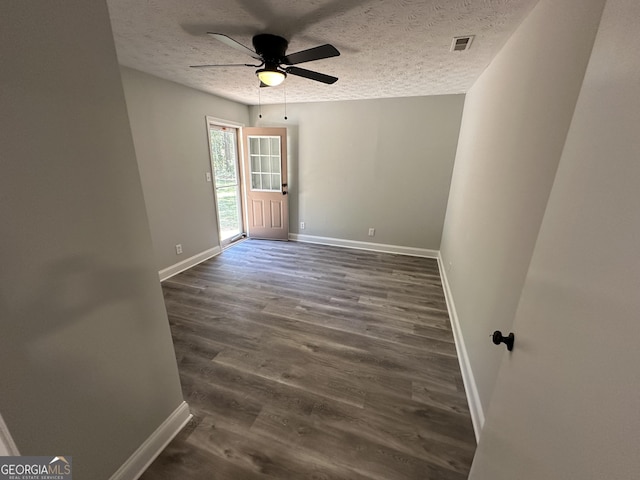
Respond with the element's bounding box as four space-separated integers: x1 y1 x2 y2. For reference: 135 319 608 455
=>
253 34 289 67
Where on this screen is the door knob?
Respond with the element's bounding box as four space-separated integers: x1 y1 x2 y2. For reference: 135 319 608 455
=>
491 330 515 351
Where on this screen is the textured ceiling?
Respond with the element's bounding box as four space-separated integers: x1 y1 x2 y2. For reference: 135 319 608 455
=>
107 0 538 105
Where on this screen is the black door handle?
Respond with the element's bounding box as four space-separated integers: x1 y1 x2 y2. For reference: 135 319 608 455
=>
491 330 515 351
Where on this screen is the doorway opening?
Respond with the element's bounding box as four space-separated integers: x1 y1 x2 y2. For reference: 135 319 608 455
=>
207 119 245 248
241 127 289 240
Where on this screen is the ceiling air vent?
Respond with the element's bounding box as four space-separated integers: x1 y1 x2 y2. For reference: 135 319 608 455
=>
451 35 474 52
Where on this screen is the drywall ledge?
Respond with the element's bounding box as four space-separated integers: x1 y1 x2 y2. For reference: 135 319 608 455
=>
289 234 438 258
109 402 192 480
0 413 19 455
437 252 484 442
159 246 221 282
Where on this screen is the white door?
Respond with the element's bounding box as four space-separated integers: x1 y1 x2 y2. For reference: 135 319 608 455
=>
470 2 640 478
241 127 289 240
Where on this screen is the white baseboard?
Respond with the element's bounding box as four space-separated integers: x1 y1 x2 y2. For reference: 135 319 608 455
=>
289 233 438 258
109 401 192 480
437 253 484 443
159 246 221 282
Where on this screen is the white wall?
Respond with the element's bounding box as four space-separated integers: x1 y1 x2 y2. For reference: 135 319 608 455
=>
0 2 184 479
121 73 462 261
470 0 640 476
121 67 250 271
251 95 464 250
440 0 606 416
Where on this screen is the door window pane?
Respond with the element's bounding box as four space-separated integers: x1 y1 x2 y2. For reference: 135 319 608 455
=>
261 174 272 190
261 156 271 172
270 137 280 154
270 156 281 173
271 173 281 190
247 135 282 191
209 129 238 187
260 137 270 154
215 185 241 240
251 156 260 172
250 137 260 154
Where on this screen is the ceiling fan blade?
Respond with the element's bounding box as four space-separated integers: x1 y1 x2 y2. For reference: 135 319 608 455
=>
207 32 262 61
189 63 258 68
286 66 338 84
283 44 340 65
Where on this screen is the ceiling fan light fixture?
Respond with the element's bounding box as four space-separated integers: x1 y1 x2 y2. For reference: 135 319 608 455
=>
256 68 286 86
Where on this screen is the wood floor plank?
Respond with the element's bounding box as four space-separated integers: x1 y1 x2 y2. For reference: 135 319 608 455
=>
212 345 368 408
411 381 472 415
306 401 475 476
250 406 469 480
140 240 476 480
184 415 375 480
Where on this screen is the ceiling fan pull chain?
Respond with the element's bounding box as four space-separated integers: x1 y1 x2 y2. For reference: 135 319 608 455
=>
284 84 288 120
258 85 262 119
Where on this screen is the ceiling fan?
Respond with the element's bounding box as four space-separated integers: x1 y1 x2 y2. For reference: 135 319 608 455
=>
190 33 340 87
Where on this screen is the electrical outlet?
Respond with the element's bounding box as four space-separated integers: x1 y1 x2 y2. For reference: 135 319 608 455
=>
175 244 183 255
368 228 375 237
205 172 212 182
300 221 305 230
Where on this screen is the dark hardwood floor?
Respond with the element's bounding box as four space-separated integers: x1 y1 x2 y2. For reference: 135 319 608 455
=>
140 240 476 480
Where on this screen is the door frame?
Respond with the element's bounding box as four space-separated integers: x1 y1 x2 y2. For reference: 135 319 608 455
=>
241 127 289 240
205 116 247 248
